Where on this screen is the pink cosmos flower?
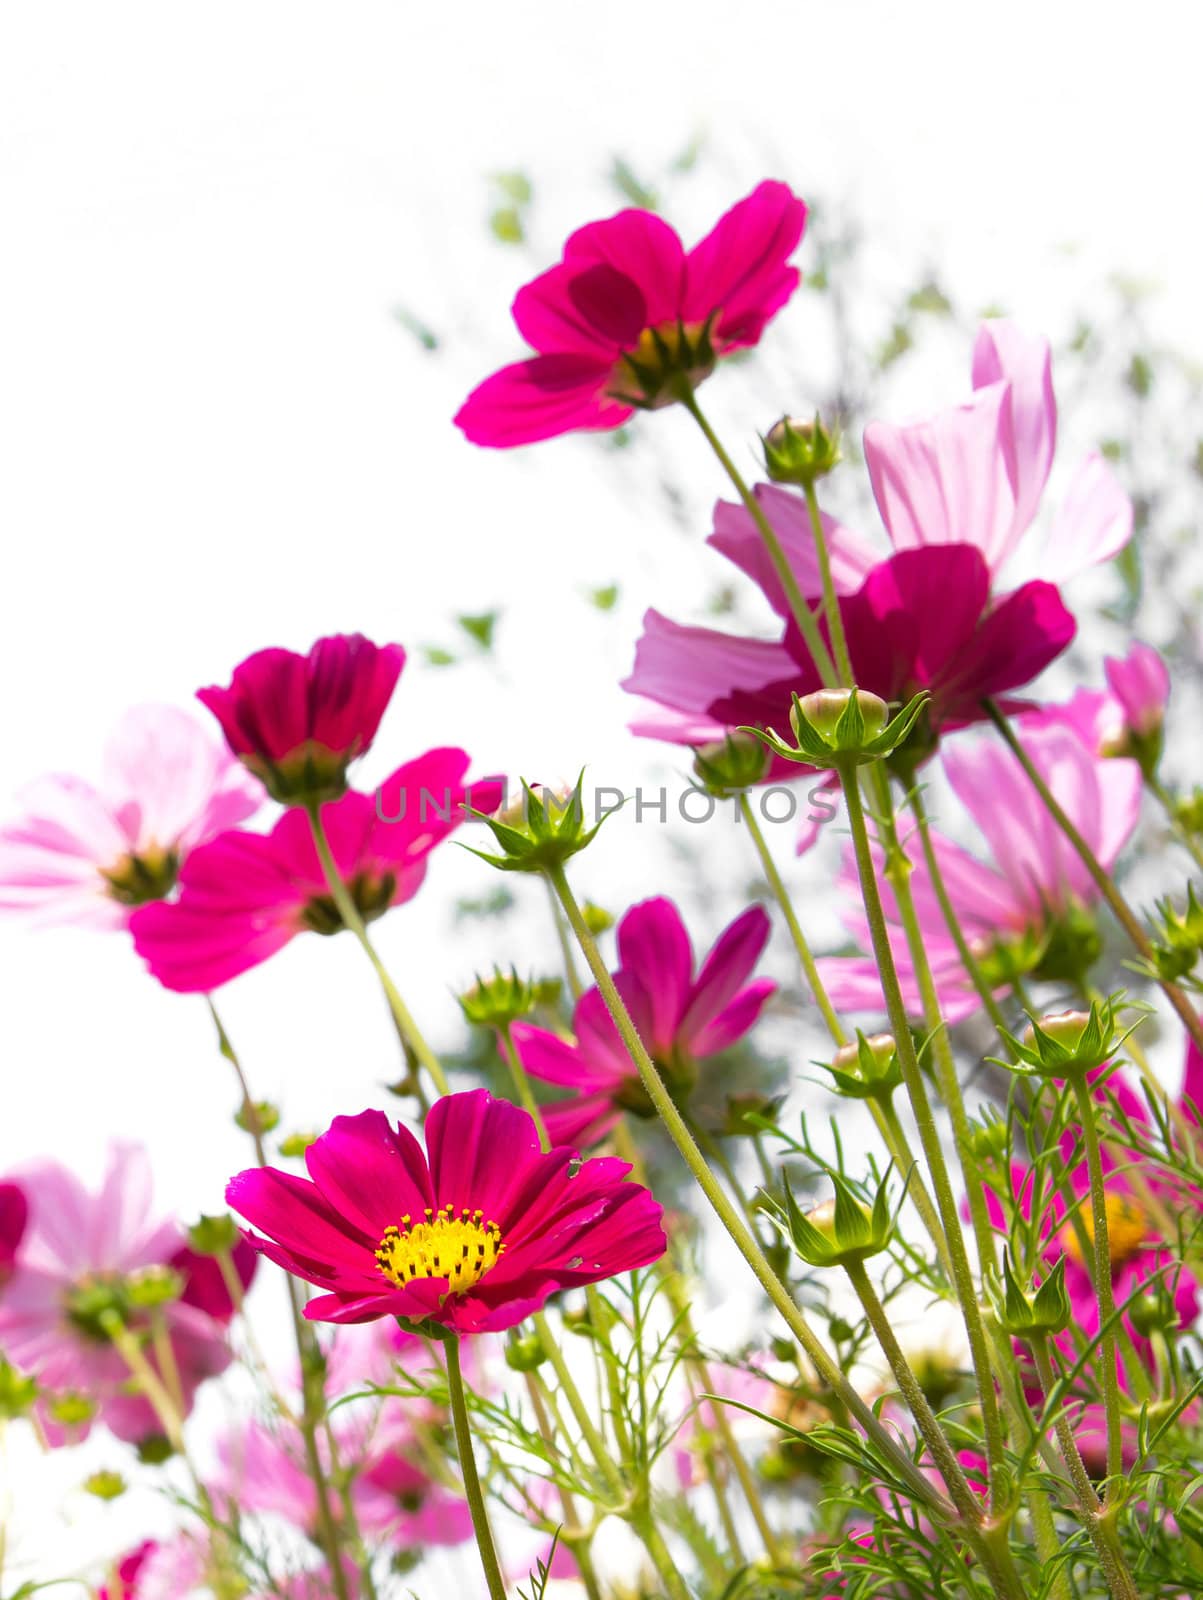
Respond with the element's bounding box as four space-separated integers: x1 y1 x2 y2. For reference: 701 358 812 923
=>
98 1540 158 1600
0 706 260 930
0 1146 235 1446
816 721 1142 1021
455 181 807 447
625 542 1075 760
198 633 405 806
227 1089 666 1333
710 321 1131 597
130 749 500 992
169 1237 258 1321
510 898 775 1147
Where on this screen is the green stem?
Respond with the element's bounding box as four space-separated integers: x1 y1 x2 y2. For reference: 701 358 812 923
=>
844 1263 1026 1600
446 1335 508 1600
533 1312 626 1502
738 791 952 1276
1069 1077 1126 1487
983 700 1203 1057
1028 1336 1139 1600
546 861 956 1519
628 1509 693 1600
207 999 351 1600
305 801 450 1097
545 875 585 1000
523 1376 603 1600
498 1021 549 1145
802 479 855 686
682 392 837 688
838 763 1007 1507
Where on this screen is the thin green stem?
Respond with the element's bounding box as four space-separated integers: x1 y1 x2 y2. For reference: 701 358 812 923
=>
628 1509 693 1600
532 1312 626 1502
838 763 1007 1507
498 1021 549 1145
523 1375 603 1600
1029 1337 1139 1600
682 392 837 687
446 1336 507 1600
983 700 1203 1057
1069 1077 1126 1486
545 875 585 1000
305 801 449 1097
546 861 956 1519
802 479 854 686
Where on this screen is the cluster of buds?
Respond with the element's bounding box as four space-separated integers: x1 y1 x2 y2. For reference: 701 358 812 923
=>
468 776 604 874
747 688 929 772
762 413 842 488
767 1170 893 1270
1150 883 1203 983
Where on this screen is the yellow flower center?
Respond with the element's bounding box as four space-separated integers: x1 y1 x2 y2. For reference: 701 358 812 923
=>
1062 1193 1147 1268
375 1204 504 1294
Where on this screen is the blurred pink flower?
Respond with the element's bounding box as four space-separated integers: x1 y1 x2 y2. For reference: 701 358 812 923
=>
130 750 500 992
511 897 775 1147
455 181 807 446
0 1146 234 1446
198 633 405 806
0 706 260 930
0 1183 28 1285
227 1089 666 1334
1022 642 1170 765
816 722 1142 1020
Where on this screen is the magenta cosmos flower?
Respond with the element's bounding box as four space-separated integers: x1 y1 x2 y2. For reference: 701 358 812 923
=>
0 706 260 930
198 633 405 806
455 181 807 447
815 720 1142 1022
130 749 500 991
1024 641 1170 774
0 1146 237 1446
0 1183 28 1284
227 1089 666 1333
510 897 775 1147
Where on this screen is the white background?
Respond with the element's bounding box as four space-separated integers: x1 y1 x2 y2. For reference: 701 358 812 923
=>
1 0 1201 1586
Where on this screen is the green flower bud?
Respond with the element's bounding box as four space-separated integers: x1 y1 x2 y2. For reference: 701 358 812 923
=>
965 1111 1008 1164
719 1092 782 1137
1127 1284 1181 1338
769 1171 893 1269
1150 882 1203 981
504 1333 546 1373
187 1213 240 1255
126 1265 184 1310
459 967 536 1029
235 1100 280 1135
467 775 606 874
823 1032 902 1101
763 414 842 487
46 1392 98 1428
136 1434 175 1465
992 1253 1071 1337
692 731 770 797
84 1470 127 1500
0 1357 37 1420
580 901 614 936
995 997 1127 1081
278 1132 319 1159
745 688 929 771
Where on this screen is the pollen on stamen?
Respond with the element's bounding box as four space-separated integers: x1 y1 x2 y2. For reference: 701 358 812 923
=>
375 1206 505 1294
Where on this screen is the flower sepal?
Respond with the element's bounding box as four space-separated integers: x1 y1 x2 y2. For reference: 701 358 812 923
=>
762 413 841 487
692 732 770 797
745 688 929 771
460 968 536 1029
821 1032 903 1102
465 776 606 874
765 1170 893 1270
994 997 1136 1081
989 1251 1071 1338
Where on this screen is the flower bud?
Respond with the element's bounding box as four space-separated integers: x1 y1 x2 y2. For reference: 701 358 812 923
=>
998 998 1122 1080
126 1265 184 1310
580 901 614 936
1127 1283 1181 1337
1151 883 1203 981
278 1132 319 1158
235 1100 280 1135
504 1333 547 1372
720 1092 782 1137
459 967 536 1029
992 1253 1071 1337
84 1470 127 1501
187 1213 241 1255
824 1032 902 1101
965 1112 1008 1163
746 687 928 772
770 1171 893 1269
692 731 770 796
763 414 841 487
0 1357 37 1420
46 1391 97 1429
469 775 605 874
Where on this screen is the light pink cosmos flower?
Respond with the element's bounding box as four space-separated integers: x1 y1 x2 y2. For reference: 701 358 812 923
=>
510 898 775 1147
816 722 1142 1021
455 181 807 446
227 1089 666 1333
198 633 405 806
130 750 501 992
0 706 260 930
0 1146 235 1446
710 320 1131 597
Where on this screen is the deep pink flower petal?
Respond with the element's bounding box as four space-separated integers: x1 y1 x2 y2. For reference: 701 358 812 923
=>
540 1094 624 1150
226 1167 376 1283
454 354 629 447
615 898 694 1054
679 905 772 1047
303 1110 434 1242
683 181 807 347
172 1238 257 1323
562 208 687 329
689 979 776 1056
511 261 630 357
424 1089 544 1225
1040 452 1133 583
933 579 1075 721
861 544 990 687
971 321 1056 543
1104 642 1170 737
1183 1033 1203 1125
0 1183 28 1276
573 980 649 1081
508 1024 617 1091
864 383 1021 574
